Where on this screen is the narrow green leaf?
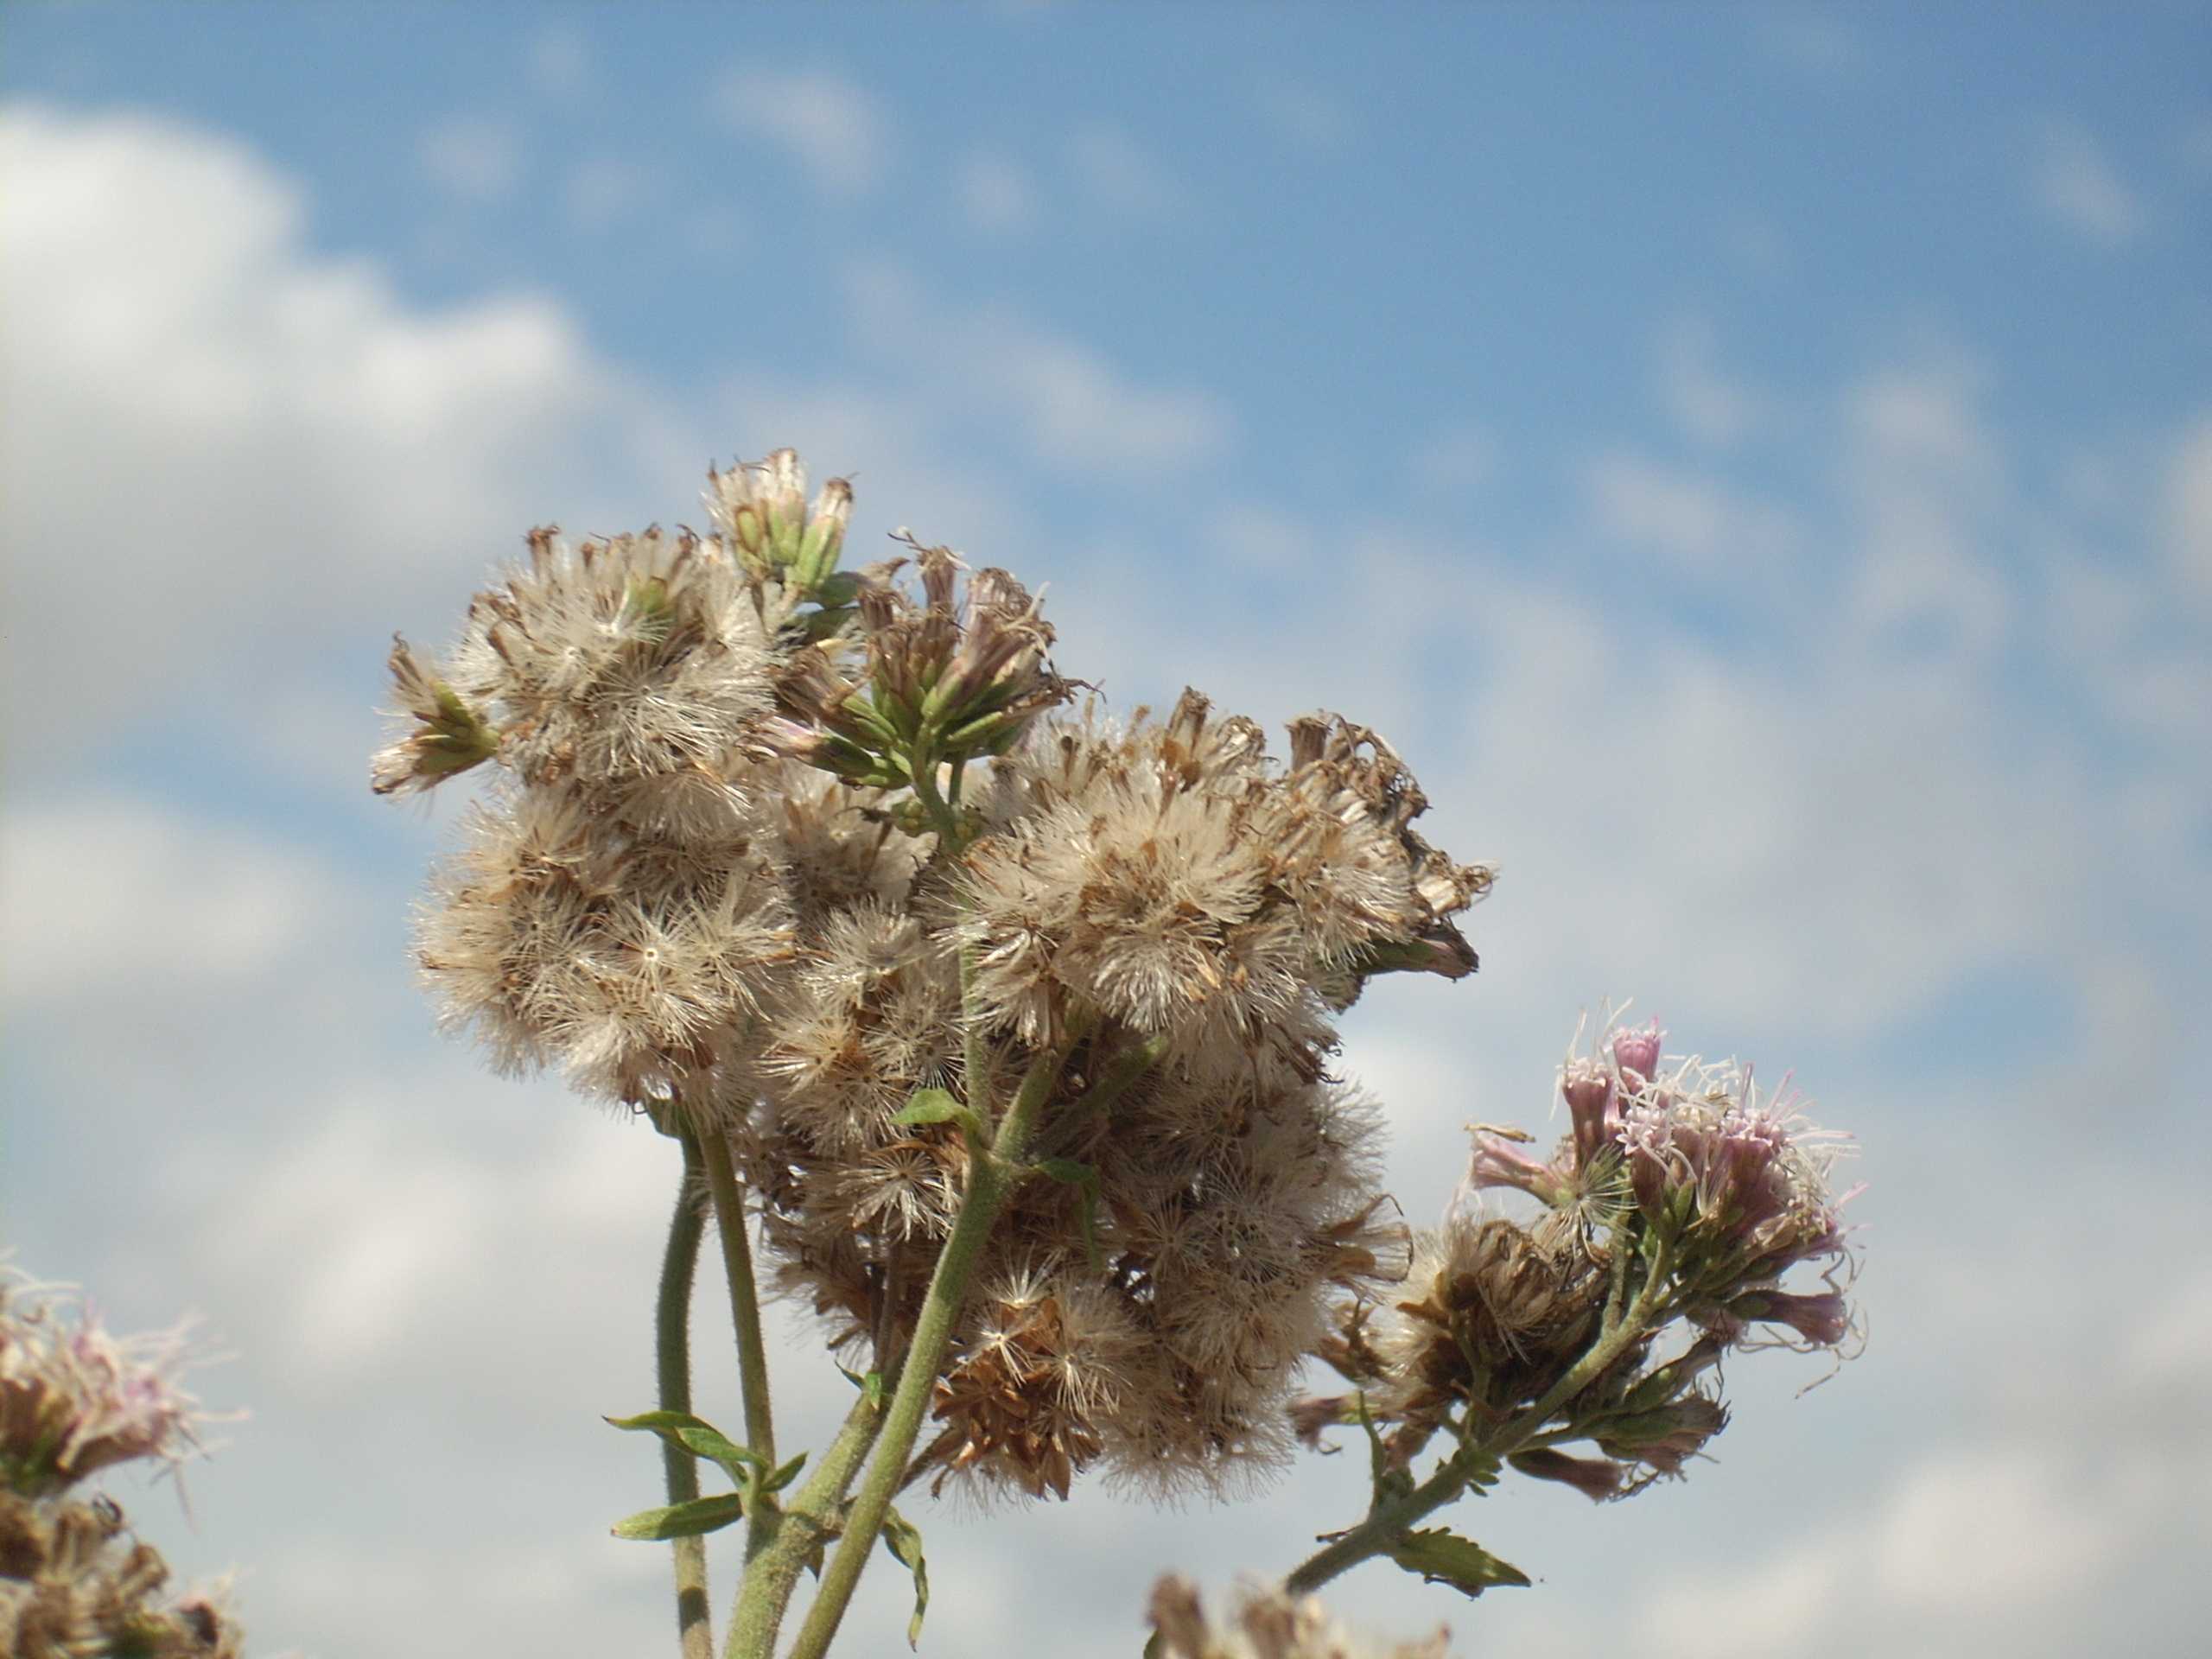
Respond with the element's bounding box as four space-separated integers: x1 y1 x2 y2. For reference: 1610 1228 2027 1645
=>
611 1492 748 1541
605 1410 766 1483
765 1451 810 1493
1384 1527 1530 1598
893 1086 985 1142
836 1367 887 1408
880 1503 931 1648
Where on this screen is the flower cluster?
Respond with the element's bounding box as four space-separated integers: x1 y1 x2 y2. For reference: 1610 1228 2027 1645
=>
1 1269 239 1658
1307 1012 1856 1500
379 448 1496 1503
746 696 1484 1500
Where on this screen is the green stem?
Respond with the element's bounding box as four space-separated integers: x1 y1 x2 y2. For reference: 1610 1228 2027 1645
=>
725 1388 886 1659
659 1140 713 1659
783 1047 1069 1659
1283 1455 1472 1595
958 942 994 1122
1282 1240 1677 1596
908 755 962 849
696 1128 779 1567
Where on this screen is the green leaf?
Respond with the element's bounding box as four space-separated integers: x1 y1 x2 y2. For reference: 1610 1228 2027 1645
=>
611 1492 748 1541
812 571 862 607
836 1367 888 1408
605 1410 766 1484
880 1503 931 1649
765 1452 810 1493
1034 1159 1105 1272
893 1086 985 1142
1384 1527 1530 1599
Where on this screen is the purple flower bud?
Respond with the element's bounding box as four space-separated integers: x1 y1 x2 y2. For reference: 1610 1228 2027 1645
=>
1465 1132 1568 1205
1611 1020 1664 1085
1510 1447 1626 1502
1731 1289 1851 1347
1560 1061 1618 1171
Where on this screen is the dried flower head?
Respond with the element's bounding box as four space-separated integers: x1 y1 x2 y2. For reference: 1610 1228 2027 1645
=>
1365 1217 1603 1438
1147 1575 1451 1659
957 693 1490 1056
414 786 797 1106
0 1491 242 1659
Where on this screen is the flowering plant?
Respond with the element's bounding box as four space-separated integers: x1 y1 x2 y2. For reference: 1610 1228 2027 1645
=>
0 1268 239 1656
364 448 1862 1657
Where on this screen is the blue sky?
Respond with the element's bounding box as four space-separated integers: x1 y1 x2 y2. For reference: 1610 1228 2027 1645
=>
3 4 2209 1657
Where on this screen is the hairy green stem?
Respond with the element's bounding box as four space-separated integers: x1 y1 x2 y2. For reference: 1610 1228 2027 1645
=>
658 1140 713 1659
784 1047 1069 1659
724 1389 886 1659
696 1128 779 1568
1283 1454 1475 1596
1283 1240 1678 1596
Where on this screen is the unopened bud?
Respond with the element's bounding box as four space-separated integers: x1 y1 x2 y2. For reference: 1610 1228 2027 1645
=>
1510 1447 1625 1502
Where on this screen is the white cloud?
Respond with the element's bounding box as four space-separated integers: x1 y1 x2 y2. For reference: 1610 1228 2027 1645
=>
2164 416 2212 596
842 261 1233 473
0 795 351 1004
714 67 887 193
528 22 589 98
1753 10 1863 78
1656 319 1772 448
954 149 1036 234
2033 123 2147 246
416 114 522 200
1585 451 1803 574
0 104 640 747
1249 79 1351 152
563 154 658 232
1069 121 1185 218
1407 424 1493 497
1202 501 1315 574
1840 355 2012 658
2183 111 2212 178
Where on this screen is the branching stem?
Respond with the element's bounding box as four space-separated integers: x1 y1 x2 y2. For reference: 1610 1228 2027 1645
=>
1282 1239 1677 1596
782 1046 1071 1659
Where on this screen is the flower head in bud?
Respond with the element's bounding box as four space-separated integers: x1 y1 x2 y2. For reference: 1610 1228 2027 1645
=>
1 1269 207 1498
1724 1288 1853 1349
370 636 499 796
1611 1020 1664 1085
763 543 1071 792
1147 1576 1451 1659
1593 1390 1730 1479
1508 1446 1628 1502
704 447 854 596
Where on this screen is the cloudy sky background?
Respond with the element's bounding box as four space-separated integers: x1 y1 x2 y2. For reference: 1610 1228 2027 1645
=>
4 3 2209 1655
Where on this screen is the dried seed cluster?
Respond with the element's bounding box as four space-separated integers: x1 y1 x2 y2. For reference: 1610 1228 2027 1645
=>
378 449 1496 1502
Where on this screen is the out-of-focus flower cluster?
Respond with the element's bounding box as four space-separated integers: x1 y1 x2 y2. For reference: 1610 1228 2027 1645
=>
377 449 1495 1502
1147 1575 1450 1659
1306 1013 1858 1497
1 1269 240 1658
